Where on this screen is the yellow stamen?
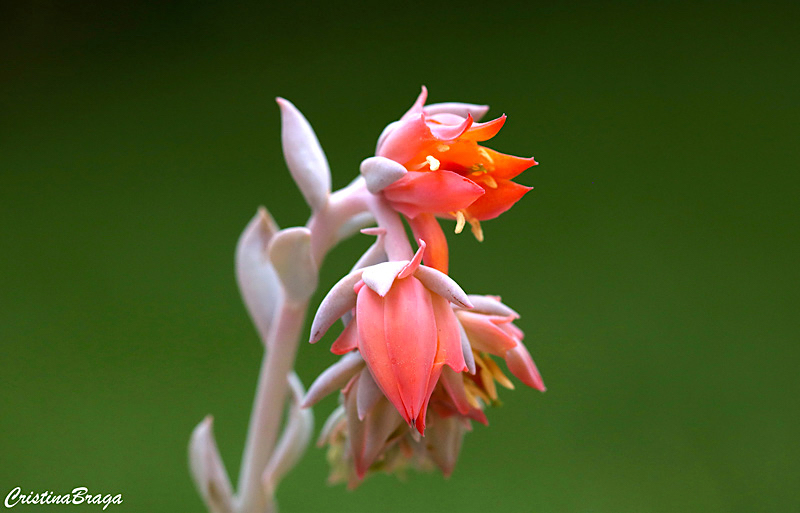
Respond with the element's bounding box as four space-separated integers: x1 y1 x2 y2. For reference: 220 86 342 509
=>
484 356 515 390
470 164 487 174
477 147 494 164
483 175 497 189
480 369 498 400
425 155 440 171
463 383 483 409
474 353 498 400
437 144 450 152
469 218 484 242
454 211 466 234
465 381 490 406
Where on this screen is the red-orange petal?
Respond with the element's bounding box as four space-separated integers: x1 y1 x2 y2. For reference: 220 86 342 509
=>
431 294 467 372
356 286 408 423
383 170 484 219
465 179 532 221
480 147 538 180
407 213 449 273
415 364 442 434
330 318 358 355
462 115 506 142
383 277 438 424
377 114 434 164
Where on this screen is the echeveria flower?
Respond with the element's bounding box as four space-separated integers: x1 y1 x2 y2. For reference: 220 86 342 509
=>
376 87 537 241
305 290 545 486
310 240 472 433
455 295 546 392
310 357 484 487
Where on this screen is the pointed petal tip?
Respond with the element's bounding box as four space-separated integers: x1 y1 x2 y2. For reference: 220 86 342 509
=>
428 113 474 141
309 269 363 343
398 239 426 279
413 265 473 309
360 227 386 236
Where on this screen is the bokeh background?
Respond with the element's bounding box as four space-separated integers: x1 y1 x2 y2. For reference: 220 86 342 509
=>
2 1 798 512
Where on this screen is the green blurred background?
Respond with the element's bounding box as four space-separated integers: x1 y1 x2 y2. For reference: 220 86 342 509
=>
2 1 798 512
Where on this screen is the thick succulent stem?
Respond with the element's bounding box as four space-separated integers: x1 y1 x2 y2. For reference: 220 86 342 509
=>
233 177 416 513
236 300 307 513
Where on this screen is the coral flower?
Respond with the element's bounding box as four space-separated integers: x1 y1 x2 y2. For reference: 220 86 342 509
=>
376 86 537 241
309 240 472 433
305 352 486 485
455 295 545 392
304 293 545 485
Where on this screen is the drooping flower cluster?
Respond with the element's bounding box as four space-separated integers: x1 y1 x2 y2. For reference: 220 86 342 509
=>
189 88 544 513
305 88 544 486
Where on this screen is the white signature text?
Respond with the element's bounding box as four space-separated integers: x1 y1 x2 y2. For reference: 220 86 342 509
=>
5 487 122 510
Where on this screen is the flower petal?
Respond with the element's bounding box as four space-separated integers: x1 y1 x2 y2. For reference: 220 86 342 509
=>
398 239 426 279
413 265 473 309
357 277 438 426
309 269 364 343
465 179 533 221
317 406 345 448
384 278 438 425
377 114 435 164
383 171 484 219
479 148 537 180
415 364 442 434
440 366 472 415
428 113 473 141
462 114 506 142
302 351 365 408
361 261 406 297
355 367 383 420
505 343 546 392
432 294 467 372
355 286 405 423
400 85 428 121
375 120 401 155
426 415 466 477
457 311 518 356
463 295 519 318
424 102 490 121
458 321 477 375
330 319 359 355
347 392 404 479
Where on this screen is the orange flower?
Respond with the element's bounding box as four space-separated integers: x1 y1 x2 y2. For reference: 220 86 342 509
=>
377 86 537 241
